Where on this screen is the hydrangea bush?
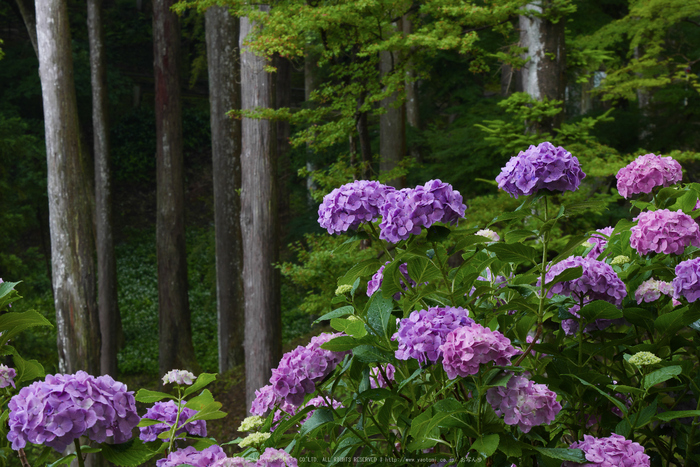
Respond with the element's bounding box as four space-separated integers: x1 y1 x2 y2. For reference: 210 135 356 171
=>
6 144 700 466
228 147 700 467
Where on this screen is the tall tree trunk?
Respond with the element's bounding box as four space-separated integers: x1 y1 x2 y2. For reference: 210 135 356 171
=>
276 56 292 238
403 16 421 163
36 0 100 374
519 1 566 132
153 0 198 375
304 50 317 202
356 103 372 180
240 11 281 411
14 0 38 57
204 6 245 372
88 0 122 377
379 47 406 188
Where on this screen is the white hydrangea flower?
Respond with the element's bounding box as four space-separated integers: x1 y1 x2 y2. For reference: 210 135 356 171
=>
476 229 500 242
628 351 661 366
162 369 197 386
238 432 270 448
238 415 264 432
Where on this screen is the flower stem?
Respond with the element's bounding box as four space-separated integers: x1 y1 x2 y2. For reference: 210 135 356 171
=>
167 387 184 454
73 439 85 467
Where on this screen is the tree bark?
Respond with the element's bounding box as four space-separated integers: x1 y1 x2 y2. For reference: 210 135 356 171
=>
403 16 421 163
240 11 281 411
36 0 100 374
356 104 372 180
88 0 122 378
153 0 198 375
204 6 245 372
14 0 38 57
379 47 406 188
304 50 317 202
519 1 566 132
276 55 292 238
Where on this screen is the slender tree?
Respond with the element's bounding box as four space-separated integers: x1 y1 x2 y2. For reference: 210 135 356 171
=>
36 0 100 374
379 46 406 188
204 5 245 372
14 0 38 57
240 10 281 410
153 0 198 375
87 0 123 377
519 1 567 132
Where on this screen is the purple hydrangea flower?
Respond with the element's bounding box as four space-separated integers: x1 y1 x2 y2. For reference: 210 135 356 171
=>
562 434 650 467
486 374 561 433
268 333 348 407
440 324 520 379
495 142 585 198
539 256 627 306
318 180 394 234
257 448 298 467
560 301 625 336
616 153 683 199
370 364 396 389
139 400 207 442
586 227 614 259
0 364 16 388
393 307 474 365
250 384 279 417
673 257 700 303
379 180 466 243
7 371 140 452
156 445 226 467
630 209 700 256
635 278 674 304
367 262 418 298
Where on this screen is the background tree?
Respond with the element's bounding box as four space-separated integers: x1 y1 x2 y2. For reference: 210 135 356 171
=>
204 5 245 372
35 0 100 373
88 0 123 377
153 0 198 375
239 9 281 410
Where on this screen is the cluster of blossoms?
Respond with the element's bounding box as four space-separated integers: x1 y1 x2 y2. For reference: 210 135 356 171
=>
562 434 650 467
7 371 140 452
541 256 627 306
317 179 466 243
475 229 500 242
139 400 206 442
635 278 676 304
393 306 474 365
673 257 700 302
379 180 466 243
162 369 196 386
628 351 662 367
366 262 417 299
486 374 561 433
0 364 16 388
495 142 585 198
615 153 683 199
370 363 396 389
252 333 347 412
630 209 700 256
586 226 614 259
157 445 226 467
440 324 520 379
317 180 393 234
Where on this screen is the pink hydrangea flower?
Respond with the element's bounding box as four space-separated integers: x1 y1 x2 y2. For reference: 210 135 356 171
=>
440 324 520 379
630 209 700 256
496 142 585 198
586 227 614 259
562 433 650 467
635 278 674 304
616 153 682 199
486 374 561 433
156 445 226 467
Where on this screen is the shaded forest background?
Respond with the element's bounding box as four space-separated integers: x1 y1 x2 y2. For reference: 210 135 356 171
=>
0 0 699 378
